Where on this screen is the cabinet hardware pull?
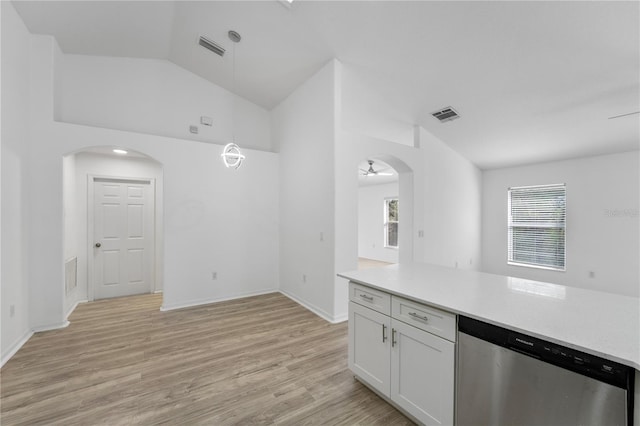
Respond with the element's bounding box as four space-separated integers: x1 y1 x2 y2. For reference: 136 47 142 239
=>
409 312 429 322
360 294 374 302
391 328 397 347
382 324 387 342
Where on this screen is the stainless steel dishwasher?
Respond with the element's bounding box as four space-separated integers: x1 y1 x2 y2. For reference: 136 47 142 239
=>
456 316 635 426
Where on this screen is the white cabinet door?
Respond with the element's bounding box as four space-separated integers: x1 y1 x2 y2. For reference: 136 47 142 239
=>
391 319 455 426
349 301 391 397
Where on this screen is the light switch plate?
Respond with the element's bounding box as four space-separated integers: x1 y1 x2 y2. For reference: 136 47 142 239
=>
189 125 199 134
200 116 213 126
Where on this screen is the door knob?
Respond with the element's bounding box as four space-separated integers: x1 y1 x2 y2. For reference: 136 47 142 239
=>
95 243 101 248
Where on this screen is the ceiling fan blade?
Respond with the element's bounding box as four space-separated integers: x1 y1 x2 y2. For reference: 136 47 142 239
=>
375 172 393 176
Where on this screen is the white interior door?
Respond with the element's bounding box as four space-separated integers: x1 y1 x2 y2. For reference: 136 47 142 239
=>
93 178 154 300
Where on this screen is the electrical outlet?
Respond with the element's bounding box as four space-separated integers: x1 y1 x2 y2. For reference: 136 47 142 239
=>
589 271 595 278
212 272 217 280
302 274 307 283
455 261 459 269
320 232 324 242
418 230 424 238
10 304 15 318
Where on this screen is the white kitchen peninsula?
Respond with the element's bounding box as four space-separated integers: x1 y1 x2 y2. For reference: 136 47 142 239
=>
338 262 640 426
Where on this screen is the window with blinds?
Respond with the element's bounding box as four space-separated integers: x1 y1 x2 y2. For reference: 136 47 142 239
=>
384 198 399 248
508 184 566 270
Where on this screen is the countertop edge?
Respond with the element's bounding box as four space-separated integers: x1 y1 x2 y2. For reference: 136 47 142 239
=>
338 272 640 371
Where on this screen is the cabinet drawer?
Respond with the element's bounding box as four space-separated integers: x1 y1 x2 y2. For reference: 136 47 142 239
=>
349 282 391 315
391 296 456 342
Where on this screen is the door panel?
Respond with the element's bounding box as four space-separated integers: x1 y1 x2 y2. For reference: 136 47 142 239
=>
102 250 120 285
102 204 120 237
127 204 144 237
348 301 391 397
94 178 154 299
391 319 455 426
127 249 144 283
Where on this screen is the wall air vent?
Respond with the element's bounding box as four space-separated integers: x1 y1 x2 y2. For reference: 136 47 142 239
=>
432 107 460 123
198 36 225 57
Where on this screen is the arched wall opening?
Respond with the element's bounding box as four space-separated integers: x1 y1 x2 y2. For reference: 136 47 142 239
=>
62 146 164 317
357 158 400 269
334 140 419 320
363 154 415 265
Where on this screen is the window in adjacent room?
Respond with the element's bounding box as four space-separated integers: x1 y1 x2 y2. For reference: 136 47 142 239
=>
508 184 566 270
384 198 399 248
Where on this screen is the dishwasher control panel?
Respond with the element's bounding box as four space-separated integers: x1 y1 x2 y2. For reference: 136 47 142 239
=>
459 315 633 390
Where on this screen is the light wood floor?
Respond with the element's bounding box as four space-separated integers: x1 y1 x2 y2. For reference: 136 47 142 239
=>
358 258 393 270
1 293 413 425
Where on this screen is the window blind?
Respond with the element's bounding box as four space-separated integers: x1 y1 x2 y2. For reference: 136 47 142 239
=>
384 198 399 248
508 184 566 270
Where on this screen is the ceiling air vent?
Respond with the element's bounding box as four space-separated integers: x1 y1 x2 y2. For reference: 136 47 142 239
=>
432 107 460 123
198 36 225 57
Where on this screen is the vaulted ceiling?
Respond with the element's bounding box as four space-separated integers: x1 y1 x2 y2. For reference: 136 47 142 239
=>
12 1 639 169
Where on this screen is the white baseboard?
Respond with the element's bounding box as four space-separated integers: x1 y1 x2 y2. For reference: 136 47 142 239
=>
279 290 345 324
333 312 348 323
1 329 34 368
32 320 70 333
65 299 87 321
160 288 278 312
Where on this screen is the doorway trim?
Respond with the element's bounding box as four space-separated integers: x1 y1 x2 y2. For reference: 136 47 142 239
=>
87 174 157 301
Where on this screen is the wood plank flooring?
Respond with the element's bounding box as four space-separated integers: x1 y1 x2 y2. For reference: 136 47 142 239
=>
357 258 393 270
1 293 413 425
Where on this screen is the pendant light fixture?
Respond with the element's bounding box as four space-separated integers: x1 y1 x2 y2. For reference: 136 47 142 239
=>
221 30 245 169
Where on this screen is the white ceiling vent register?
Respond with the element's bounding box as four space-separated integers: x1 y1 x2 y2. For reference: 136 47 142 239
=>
198 36 225 57
432 107 460 123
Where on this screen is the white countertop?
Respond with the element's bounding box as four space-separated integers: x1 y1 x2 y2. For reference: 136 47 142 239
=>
338 263 640 370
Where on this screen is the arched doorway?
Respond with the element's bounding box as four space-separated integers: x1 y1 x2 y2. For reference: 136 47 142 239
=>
357 158 399 269
62 146 164 315
356 155 414 270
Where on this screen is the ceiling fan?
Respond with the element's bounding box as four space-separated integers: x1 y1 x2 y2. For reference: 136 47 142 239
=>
360 160 393 177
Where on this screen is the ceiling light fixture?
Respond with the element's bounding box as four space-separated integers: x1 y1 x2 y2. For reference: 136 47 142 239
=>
113 149 128 155
221 143 245 169
221 30 245 169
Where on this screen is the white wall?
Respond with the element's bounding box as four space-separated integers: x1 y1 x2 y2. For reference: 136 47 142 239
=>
272 61 337 321
66 152 164 313
358 182 400 263
420 128 482 270
62 154 77 318
1 1 33 364
482 151 640 297
23 34 280 330
334 62 482 322
58 55 272 152
28 35 67 331
5 16 483 362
